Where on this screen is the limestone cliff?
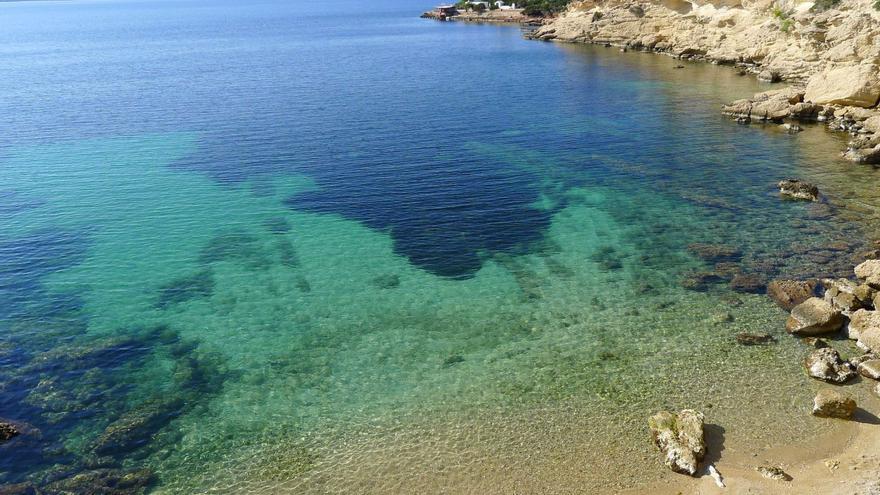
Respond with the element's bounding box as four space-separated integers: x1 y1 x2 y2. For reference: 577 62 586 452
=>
530 0 880 92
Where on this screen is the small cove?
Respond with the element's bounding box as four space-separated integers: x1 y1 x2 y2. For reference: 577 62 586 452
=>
2 1 880 492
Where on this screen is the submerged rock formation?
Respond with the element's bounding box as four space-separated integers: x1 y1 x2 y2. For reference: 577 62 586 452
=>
812 388 857 418
767 279 817 311
648 409 706 476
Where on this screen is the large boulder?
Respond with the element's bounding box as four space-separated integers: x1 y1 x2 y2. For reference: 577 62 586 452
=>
767 279 817 311
855 259 880 286
786 297 844 336
812 388 856 419
648 409 705 476
804 348 857 383
804 64 880 108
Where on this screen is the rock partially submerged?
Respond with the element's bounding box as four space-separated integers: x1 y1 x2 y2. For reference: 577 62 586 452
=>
0 421 20 443
786 297 844 336
812 388 857 419
767 279 817 311
778 179 819 201
804 348 857 383
648 409 705 476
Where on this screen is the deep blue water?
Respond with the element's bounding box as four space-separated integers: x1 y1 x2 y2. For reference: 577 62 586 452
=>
0 0 876 492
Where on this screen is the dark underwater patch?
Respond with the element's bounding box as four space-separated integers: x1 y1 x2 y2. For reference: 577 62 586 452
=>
199 229 271 270
155 270 214 309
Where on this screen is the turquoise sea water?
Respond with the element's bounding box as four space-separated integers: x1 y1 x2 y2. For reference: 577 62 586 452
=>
3 0 880 493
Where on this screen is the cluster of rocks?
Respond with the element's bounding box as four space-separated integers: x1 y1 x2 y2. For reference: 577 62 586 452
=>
650 260 880 479
722 86 880 164
772 259 880 418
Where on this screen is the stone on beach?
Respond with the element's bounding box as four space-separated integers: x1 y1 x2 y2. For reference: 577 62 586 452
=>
803 348 857 383
756 466 792 481
778 179 819 201
767 279 817 311
811 388 857 419
786 297 844 336
648 409 705 476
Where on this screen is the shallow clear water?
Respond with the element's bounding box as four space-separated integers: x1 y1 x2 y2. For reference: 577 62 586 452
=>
2 0 880 493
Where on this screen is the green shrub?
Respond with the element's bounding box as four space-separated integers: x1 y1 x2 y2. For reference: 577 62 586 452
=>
811 0 841 11
520 0 571 16
780 18 793 32
874 0 880 9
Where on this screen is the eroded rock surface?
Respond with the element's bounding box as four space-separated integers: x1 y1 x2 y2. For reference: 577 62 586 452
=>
804 348 857 383
778 179 819 201
648 409 705 476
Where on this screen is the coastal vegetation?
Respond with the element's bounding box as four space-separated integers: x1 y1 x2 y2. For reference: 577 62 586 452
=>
519 0 571 16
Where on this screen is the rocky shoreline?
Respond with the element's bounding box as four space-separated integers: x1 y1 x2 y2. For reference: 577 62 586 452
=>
519 0 880 489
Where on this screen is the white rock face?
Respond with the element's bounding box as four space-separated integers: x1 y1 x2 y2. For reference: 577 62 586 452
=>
804 65 880 108
530 0 880 84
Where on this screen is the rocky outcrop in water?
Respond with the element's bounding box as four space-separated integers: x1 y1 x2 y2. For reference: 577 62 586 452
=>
778 179 819 202
648 409 705 476
0 421 20 443
804 347 857 383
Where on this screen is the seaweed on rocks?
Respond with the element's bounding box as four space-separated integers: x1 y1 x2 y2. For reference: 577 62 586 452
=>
1 323 230 491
